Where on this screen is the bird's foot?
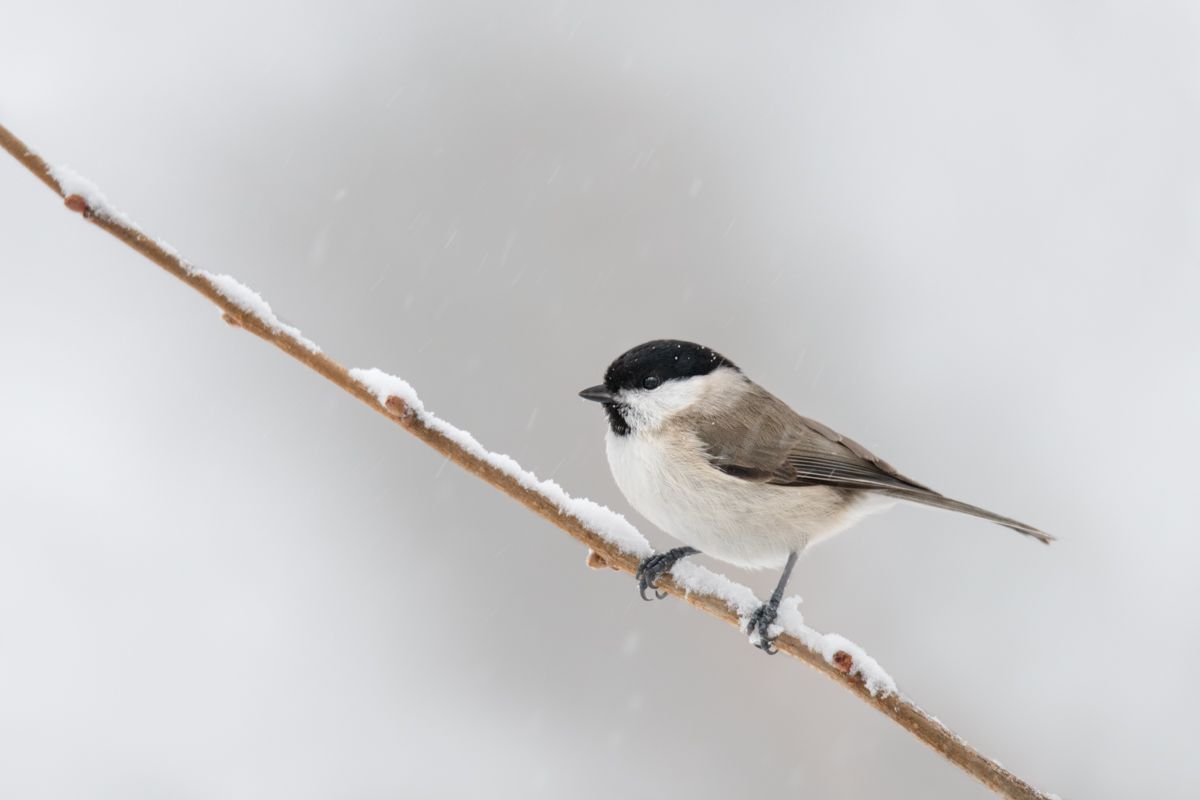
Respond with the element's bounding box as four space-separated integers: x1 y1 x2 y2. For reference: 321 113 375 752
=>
745 601 781 654
635 546 699 601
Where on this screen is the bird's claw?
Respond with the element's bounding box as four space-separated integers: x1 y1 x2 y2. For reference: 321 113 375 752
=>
635 547 697 602
745 602 781 654
636 553 672 601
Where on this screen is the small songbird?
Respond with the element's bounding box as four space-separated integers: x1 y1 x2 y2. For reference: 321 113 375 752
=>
579 340 1052 653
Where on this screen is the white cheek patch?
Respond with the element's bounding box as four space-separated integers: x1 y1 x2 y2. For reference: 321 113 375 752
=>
618 378 707 431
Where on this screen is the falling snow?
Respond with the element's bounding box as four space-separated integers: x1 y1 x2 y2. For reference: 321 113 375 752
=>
34 149 904 693
35 158 900 690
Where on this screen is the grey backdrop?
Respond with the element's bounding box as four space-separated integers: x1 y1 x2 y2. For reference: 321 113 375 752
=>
2 2 1198 798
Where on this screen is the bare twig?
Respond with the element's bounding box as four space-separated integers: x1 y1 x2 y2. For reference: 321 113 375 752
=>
0 121 1051 800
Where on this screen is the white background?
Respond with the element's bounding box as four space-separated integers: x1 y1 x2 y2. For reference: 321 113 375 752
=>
2 2 1198 797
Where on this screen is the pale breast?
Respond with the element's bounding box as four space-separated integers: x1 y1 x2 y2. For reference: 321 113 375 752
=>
605 428 875 569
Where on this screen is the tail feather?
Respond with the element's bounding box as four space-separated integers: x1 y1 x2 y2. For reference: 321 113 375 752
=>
882 489 1054 544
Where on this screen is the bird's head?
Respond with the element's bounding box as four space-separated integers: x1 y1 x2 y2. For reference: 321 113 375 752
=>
579 339 740 435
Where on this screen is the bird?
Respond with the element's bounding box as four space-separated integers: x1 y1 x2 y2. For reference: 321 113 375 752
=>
578 339 1052 653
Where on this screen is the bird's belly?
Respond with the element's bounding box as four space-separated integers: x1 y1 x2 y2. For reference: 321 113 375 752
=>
605 431 873 570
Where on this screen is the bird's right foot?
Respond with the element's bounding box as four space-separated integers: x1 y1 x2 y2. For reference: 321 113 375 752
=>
635 546 699 601
745 601 781 654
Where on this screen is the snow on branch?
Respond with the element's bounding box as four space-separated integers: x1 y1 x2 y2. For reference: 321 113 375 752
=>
351 366 652 558
351 365 897 695
0 121 1052 800
205 272 322 354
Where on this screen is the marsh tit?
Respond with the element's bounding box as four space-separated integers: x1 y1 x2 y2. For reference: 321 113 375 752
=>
579 340 1052 653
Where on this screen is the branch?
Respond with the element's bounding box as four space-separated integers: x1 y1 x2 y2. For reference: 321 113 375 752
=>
1 121 1052 800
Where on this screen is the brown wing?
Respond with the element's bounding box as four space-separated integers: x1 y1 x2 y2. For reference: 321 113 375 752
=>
690 385 1053 543
693 385 932 492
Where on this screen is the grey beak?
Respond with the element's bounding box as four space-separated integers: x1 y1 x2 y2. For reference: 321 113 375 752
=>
579 384 616 404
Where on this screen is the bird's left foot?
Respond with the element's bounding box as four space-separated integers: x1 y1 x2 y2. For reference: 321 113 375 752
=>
745 601 781 654
635 546 699 601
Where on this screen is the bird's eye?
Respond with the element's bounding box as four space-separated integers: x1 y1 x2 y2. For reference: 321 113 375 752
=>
642 375 661 390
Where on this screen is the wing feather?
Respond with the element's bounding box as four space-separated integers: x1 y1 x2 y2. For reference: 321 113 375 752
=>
695 385 930 492
691 385 1052 543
